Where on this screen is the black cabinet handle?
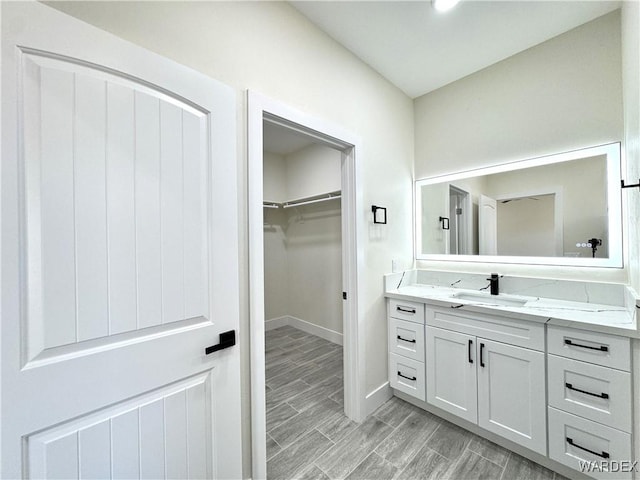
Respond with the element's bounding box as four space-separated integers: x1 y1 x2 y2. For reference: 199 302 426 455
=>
566 437 610 459
480 343 485 367
397 306 416 314
397 335 416 344
397 371 417 381
565 383 609 399
564 339 608 352
468 339 473 364
205 330 236 355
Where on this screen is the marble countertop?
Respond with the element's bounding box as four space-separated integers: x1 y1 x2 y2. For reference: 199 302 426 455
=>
385 284 639 338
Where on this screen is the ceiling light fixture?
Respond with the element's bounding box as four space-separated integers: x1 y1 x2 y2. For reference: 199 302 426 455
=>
432 0 461 13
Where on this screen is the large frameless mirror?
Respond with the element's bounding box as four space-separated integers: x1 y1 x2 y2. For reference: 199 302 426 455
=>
415 143 622 267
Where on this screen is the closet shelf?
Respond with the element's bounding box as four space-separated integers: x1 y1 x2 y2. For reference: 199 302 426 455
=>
263 190 341 209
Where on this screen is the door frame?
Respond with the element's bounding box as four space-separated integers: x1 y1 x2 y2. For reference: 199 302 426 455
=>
448 184 473 255
247 91 364 478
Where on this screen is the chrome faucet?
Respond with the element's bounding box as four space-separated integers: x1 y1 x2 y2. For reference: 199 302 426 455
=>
487 273 499 295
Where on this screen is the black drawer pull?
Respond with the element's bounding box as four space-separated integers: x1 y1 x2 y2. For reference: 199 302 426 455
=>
480 342 485 367
566 437 610 459
397 335 416 344
565 382 609 399
564 339 608 352
397 371 417 381
468 339 473 364
397 306 416 314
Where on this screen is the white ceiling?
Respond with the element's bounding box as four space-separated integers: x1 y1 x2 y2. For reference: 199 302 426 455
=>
263 121 320 155
290 1 621 99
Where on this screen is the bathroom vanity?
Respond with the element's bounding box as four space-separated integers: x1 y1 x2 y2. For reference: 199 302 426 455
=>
385 272 639 480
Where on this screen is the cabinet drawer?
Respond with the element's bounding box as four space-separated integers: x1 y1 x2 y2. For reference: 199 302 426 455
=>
548 326 630 371
389 317 424 362
548 355 631 432
426 306 544 351
389 353 425 401
548 407 632 480
389 299 425 324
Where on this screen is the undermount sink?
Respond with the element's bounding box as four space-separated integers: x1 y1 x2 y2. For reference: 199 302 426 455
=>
451 291 528 307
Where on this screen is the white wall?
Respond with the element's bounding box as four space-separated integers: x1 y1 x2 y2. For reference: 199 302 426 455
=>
263 152 289 322
286 202 343 334
414 9 628 283
263 208 288 321
263 144 343 334
263 152 287 203
46 3 415 476
497 196 555 257
286 144 341 200
484 156 608 258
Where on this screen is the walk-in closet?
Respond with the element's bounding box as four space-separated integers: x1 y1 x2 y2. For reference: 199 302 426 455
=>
262 120 348 475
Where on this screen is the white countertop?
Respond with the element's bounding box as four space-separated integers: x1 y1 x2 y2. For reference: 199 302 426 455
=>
385 284 639 338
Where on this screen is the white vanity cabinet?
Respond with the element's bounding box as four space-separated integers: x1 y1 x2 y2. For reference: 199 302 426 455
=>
386 294 636 480
546 325 632 479
425 308 546 455
388 299 426 401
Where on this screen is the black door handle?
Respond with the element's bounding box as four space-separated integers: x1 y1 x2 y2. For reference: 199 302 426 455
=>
480 342 485 367
397 371 417 381
468 339 473 363
205 330 236 355
565 383 609 399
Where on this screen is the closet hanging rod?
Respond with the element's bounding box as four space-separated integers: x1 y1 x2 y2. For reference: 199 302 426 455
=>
263 203 280 209
283 194 341 209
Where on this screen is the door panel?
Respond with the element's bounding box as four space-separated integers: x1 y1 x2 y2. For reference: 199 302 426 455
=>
477 339 546 455
22 50 209 363
28 374 211 479
479 194 497 255
426 326 477 423
2 3 241 478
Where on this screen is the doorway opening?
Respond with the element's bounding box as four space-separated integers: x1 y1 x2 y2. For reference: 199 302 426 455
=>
448 185 472 255
248 92 364 479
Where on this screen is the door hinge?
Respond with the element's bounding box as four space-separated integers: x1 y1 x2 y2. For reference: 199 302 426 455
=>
342 292 347 300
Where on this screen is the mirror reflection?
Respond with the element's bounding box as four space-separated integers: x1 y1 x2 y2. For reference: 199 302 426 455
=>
416 143 622 266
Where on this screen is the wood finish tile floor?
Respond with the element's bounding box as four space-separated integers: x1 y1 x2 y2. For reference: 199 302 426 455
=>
266 326 567 480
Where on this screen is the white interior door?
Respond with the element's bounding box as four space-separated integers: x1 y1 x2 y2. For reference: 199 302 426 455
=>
1 3 242 479
479 194 498 255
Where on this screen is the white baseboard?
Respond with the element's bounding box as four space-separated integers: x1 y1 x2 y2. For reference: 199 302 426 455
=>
365 381 393 417
265 315 343 346
264 316 290 331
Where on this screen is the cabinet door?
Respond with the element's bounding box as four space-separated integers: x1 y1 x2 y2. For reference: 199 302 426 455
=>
477 339 546 455
426 326 477 423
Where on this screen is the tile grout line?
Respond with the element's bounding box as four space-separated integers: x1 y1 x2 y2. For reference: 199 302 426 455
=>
307 428 336 479
466 444 511 470
498 452 512 480
385 419 443 471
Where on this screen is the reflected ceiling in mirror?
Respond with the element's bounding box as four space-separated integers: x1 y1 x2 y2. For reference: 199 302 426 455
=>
415 143 622 267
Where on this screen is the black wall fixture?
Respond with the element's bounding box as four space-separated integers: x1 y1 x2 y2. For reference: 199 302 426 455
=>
621 179 640 191
439 216 450 230
372 205 387 224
